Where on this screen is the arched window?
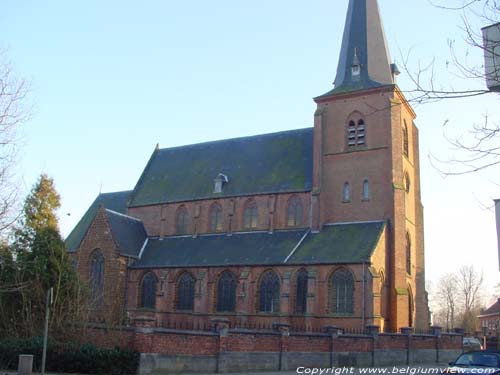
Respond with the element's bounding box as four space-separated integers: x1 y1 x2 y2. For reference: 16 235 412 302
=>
343 182 351 202
406 232 412 275
330 268 354 315
216 271 237 312
347 117 366 147
408 287 414 327
176 272 195 311
209 203 223 232
403 122 409 157
89 250 105 306
259 271 280 313
243 200 258 229
140 272 157 309
295 269 308 314
176 205 189 234
404 173 411 193
287 196 303 227
362 179 370 201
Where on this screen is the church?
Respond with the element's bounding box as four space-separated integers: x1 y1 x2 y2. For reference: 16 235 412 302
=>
66 0 430 333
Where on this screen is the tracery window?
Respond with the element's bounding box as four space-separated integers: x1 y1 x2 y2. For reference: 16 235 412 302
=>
243 200 258 229
176 205 189 234
140 272 157 309
287 196 303 227
216 271 237 312
259 271 280 313
176 272 195 311
295 269 308 314
330 268 354 315
90 250 105 306
209 203 223 232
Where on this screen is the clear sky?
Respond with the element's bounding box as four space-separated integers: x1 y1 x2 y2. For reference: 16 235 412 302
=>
2 0 499 306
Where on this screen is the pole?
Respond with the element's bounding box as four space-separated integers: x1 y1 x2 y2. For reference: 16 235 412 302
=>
41 287 52 375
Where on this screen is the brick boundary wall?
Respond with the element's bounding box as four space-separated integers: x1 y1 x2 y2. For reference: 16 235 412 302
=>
83 320 463 374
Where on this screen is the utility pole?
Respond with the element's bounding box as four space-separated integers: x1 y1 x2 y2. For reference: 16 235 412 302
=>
41 287 53 375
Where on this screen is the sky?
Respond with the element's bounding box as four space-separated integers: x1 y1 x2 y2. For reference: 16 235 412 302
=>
2 0 499 307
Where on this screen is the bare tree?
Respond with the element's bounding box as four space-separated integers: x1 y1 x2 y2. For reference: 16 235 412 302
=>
435 273 460 330
458 265 484 332
0 50 31 235
402 0 500 175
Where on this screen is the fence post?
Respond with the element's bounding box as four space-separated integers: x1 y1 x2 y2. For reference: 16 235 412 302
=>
18 354 33 375
273 322 290 371
400 327 414 365
324 326 341 368
212 318 230 373
431 326 442 364
366 325 380 367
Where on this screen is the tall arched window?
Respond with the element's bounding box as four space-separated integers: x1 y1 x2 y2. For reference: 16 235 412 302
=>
243 200 258 229
259 271 280 313
406 232 412 275
89 250 105 306
343 182 351 202
140 272 157 309
295 269 308 314
176 205 189 234
176 272 195 311
404 173 411 193
209 203 223 232
408 287 414 327
403 122 409 157
347 117 366 147
330 268 354 315
216 271 237 312
362 179 370 201
287 196 303 227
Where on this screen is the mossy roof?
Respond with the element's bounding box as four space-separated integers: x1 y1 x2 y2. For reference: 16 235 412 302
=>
65 191 131 252
128 128 313 207
105 209 147 258
131 221 385 268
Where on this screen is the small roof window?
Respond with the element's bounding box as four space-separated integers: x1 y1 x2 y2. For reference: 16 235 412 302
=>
214 173 229 193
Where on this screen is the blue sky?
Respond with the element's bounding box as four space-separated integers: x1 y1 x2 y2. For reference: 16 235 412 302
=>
2 0 499 305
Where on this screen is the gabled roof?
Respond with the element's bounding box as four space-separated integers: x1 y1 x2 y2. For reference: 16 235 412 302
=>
480 299 500 316
105 209 147 258
130 221 385 268
317 0 394 98
128 128 313 207
65 191 131 252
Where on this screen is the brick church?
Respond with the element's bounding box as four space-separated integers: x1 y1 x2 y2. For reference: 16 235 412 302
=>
66 0 430 333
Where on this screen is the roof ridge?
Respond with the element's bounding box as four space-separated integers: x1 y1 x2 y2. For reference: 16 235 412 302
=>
105 208 143 223
98 190 132 197
323 220 385 226
156 127 313 153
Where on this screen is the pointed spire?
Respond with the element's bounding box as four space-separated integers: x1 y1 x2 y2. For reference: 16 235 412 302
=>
332 0 394 92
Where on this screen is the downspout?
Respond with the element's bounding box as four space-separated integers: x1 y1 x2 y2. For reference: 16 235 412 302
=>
362 262 366 329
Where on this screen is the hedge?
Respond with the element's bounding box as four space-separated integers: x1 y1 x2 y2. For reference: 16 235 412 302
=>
0 337 139 375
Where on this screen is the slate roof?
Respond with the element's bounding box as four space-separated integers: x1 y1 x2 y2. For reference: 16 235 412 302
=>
65 190 131 252
316 0 394 98
105 209 147 258
128 128 313 207
131 221 385 268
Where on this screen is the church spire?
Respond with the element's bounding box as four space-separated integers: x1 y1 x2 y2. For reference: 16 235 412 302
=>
332 0 395 92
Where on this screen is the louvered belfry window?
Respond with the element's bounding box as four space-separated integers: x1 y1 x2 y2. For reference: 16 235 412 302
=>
347 119 366 147
259 271 280 313
295 269 308 314
176 272 195 311
216 271 237 312
141 272 157 309
90 250 105 306
331 269 354 314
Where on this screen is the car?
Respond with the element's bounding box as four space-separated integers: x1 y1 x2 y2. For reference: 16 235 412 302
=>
443 350 500 374
463 337 483 352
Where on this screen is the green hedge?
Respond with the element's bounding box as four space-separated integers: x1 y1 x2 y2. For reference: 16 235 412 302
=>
0 337 139 375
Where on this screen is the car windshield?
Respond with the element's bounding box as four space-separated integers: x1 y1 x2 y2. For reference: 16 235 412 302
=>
455 353 499 367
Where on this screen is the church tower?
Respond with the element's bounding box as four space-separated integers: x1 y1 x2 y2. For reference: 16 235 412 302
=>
311 0 429 331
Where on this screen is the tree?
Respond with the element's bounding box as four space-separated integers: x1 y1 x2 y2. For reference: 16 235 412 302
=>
402 0 500 175
0 50 31 235
435 273 460 330
458 265 484 332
